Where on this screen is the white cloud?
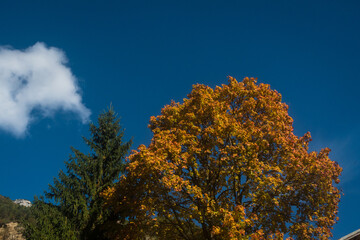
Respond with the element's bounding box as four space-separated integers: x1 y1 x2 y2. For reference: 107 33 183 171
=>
0 42 90 137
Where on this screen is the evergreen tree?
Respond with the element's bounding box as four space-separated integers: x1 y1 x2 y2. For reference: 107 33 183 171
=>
27 107 131 240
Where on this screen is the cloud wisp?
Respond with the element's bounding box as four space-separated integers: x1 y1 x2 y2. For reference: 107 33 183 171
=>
0 42 90 137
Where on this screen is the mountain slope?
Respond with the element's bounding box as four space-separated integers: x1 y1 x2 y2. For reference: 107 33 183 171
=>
0 195 31 226
0 195 31 240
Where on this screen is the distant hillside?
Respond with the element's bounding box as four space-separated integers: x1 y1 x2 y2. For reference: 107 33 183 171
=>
0 195 31 226
0 195 32 240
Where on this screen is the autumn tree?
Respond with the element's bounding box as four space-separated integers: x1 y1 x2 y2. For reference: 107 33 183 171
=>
25 107 131 240
103 77 342 240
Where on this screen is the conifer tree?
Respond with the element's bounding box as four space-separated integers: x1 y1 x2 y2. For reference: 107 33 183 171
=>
32 107 131 240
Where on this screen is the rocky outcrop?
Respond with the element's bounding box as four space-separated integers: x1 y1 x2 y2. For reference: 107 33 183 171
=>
13 199 31 208
0 222 24 240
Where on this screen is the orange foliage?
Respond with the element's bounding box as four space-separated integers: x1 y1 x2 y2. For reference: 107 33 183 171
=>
104 77 341 239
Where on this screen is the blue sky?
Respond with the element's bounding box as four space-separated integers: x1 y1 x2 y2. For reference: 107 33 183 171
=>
0 0 359 238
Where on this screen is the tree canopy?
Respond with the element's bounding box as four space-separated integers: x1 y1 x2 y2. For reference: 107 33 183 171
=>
103 77 342 240
22 197 78 240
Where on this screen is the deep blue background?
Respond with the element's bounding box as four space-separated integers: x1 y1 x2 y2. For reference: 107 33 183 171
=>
0 1 359 238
